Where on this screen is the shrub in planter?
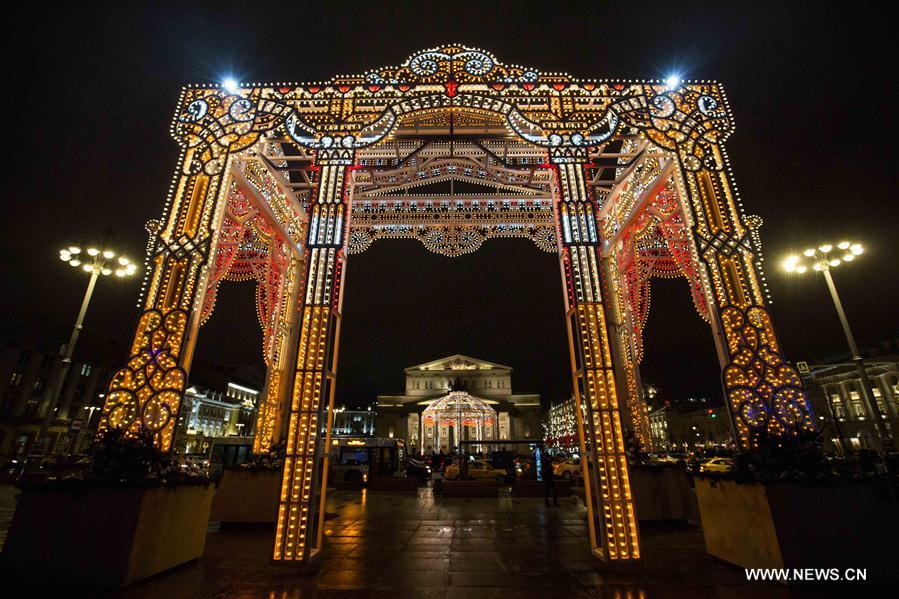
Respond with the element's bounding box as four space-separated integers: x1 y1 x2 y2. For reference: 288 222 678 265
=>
210 444 285 524
695 431 899 581
0 429 215 588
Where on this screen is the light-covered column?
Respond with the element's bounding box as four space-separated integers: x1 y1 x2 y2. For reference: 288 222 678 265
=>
553 155 639 561
274 150 352 564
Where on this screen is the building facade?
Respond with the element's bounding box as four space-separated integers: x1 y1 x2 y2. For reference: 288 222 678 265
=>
375 355 541 455
802 352 899 453
174 381 259 454
0 344 114 458
543 396 578 452
331 405 376 436
648 404 733 450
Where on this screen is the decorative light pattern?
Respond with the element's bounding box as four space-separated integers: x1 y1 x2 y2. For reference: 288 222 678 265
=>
97 44 813 567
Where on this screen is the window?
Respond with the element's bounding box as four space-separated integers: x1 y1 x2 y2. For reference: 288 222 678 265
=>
32 378 47 396
8 372 22 387
80 364 92 377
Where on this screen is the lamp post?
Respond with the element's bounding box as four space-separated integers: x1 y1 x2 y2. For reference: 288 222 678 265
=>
36 245 137 452
782 241 893 451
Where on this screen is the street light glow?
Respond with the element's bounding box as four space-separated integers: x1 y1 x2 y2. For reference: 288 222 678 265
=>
782 239 865 275
664 74 681 89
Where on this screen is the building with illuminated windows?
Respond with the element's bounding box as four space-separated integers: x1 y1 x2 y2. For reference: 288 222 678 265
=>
375 355 541 454
331 405 376 436
0 332 115 458
801 335 899 453
544 396 578 452
174 376 260 454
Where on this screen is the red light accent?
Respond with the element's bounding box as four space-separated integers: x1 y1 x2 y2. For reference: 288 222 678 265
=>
398 84 411 92
445 81 458 97
492 83 505 91
582 83 596 91
522 83 536 91
337 85 351 93
278 87 291 94
613 84 625 91
552 83 566 91
308 86 320 94
367 85 381 92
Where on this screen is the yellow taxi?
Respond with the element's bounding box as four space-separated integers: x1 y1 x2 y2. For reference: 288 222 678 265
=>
552 458 582 480
444 459 508 482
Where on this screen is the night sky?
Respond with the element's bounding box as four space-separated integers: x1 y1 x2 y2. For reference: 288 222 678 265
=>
4 2 896 409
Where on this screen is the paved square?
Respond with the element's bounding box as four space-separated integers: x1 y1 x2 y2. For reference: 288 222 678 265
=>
99 487 801 598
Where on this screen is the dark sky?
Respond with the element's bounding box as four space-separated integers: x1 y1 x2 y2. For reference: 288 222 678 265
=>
4 2 897 409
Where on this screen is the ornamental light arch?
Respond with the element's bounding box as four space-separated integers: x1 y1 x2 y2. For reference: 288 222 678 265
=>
96 44 814 566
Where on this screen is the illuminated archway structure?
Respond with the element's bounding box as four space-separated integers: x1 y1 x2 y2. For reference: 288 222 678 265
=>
97 45 814 564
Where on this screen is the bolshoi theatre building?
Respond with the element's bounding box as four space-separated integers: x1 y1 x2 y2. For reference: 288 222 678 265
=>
375 355 542 455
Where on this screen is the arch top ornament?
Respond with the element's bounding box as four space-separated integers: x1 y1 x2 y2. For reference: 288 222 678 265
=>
172 44 735 174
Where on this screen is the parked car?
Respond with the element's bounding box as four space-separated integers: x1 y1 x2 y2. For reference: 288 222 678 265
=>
552 458 582 480
444 459 507 482
405 458 432 480
699 457 734 473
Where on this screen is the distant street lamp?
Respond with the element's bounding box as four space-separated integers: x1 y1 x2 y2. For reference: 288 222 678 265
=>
782 241 893 450
36 245 138 450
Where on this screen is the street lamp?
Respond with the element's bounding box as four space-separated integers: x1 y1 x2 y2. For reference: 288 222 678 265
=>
782 241 893 450
36 245 138 450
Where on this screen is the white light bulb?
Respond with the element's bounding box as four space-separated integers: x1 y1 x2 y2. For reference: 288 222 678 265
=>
87 248 100 256
664 74 681 89
101 268 112 275
223 78 240 94
842 254 854 261
102 250 115 259
803 249 816 257
813 263 823 271
829 259 840 267
118 256 130 265
69 246 81 254
837 241 851 250
818 244 832 253
82 264 93 272
850 244 863 255
69 259 81 267
115 270 125 277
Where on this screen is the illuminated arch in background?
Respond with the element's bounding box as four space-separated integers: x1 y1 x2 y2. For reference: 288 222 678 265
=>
97 44 814 566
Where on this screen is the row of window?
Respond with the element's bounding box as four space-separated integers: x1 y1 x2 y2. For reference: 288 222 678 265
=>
409 378 508 390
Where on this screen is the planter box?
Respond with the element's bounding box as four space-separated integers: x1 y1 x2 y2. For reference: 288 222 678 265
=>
695 478 899 579
631 465 697 522
367 475 420 492
439 480 499 497
511 479 572 497
1 484 215 588
210 468 281 524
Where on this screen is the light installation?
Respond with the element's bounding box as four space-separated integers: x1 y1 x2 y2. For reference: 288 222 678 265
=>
422 390 497 451
96 44 814 564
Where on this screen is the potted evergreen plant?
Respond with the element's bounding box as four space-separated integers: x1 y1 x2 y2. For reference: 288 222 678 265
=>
694 431 899 581
0 427 215 588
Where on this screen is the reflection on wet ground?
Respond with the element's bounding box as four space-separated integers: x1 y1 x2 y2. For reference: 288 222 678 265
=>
113 486 799 598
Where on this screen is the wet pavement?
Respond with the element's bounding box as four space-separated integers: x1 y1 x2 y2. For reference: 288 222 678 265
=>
106 486 806 599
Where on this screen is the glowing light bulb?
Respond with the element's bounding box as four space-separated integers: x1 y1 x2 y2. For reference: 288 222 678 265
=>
818 244 832 253
664 74 681 89
223 78 240 94
115 269 125 277
82 264 93 272
69 246 81 254
837 241 851 250
87 248 99 256
69 259 81 267
101 267 112 275
829 259 841 267
813 263 823 271
102 250 115 259
118 256 130 265
842 254 854 261
850 244 863 255
803 249 816 257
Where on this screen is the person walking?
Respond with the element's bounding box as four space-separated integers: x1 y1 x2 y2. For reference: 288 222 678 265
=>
542 455 559 507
